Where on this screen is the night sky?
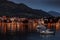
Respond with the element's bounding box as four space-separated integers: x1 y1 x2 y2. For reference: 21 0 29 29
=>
9 0 60 12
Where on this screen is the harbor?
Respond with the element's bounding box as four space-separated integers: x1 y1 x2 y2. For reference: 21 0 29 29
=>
0 16 60 34
0 0 60 40
0 16 60 40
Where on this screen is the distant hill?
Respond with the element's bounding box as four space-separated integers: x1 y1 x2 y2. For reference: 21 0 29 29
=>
48 11 60 17
0 0 51 18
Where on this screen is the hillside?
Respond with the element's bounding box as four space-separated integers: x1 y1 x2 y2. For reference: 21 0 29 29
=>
0 0 51 18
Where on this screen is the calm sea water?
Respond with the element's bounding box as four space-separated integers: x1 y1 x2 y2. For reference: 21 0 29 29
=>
0 31 60 40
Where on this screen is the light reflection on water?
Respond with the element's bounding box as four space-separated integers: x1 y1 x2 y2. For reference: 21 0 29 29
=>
27 31 60 40
0 31 60 40
40 35 55 40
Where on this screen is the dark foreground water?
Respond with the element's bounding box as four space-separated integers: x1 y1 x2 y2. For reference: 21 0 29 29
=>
0 31 60 40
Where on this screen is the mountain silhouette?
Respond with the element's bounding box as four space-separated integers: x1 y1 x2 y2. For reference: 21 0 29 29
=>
0 0 51 18
48 11 60 17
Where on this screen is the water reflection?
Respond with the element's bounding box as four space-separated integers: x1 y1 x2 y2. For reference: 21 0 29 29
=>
0 31 60 40
40 35 55 38
40 34 55 40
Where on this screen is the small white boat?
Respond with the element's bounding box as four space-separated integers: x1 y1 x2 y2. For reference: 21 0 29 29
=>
36 24 55 35
36 24 46 32
40 29 54 35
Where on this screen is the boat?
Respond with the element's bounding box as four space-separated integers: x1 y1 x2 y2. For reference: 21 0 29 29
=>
36 24 55 35
40 29 54 35
36 24 46 32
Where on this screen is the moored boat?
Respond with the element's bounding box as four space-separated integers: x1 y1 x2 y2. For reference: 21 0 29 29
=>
40 29 54 35
37 24 55 35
